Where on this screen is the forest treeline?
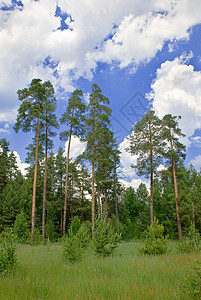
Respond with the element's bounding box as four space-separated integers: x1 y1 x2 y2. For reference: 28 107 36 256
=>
0 78 200 243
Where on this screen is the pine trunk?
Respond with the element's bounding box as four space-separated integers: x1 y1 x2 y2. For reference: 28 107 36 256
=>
114 170 119 234
31 117 40 245
42 121 48 244
63 124 73 236
105 168 108 223
171 140 182 241
149 123 154 224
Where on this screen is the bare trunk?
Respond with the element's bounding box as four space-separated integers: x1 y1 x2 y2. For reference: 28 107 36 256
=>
91 160 95 239
171 140 182 241
97 189 101 218
105 168 108 223
31 117 40 245
42 121 48 244
149 123 154 224
63 124 73 236
114 169 119 234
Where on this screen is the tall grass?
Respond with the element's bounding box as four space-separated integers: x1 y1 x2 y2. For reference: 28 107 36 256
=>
0 241 199 299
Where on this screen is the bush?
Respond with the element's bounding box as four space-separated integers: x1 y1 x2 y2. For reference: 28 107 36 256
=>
140 218 169 255
0 228 17 275
76 223 91 249
93 218 121 258
182 259 201 299
178 225 200 254
14 211 29 243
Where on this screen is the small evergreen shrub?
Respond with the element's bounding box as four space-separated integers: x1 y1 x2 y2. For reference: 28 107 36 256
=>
140 218 169 255
0 228 17 275
62 223 90 263
71 216 81 235
178 225 200 254
62 228 83 263
93 218 121 258
14 211 29 243
182 259 201 299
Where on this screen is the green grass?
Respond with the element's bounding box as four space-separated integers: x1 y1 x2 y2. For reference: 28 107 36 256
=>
0 241 199 299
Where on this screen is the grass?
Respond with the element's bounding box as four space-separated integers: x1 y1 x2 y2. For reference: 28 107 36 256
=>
0 241 199 299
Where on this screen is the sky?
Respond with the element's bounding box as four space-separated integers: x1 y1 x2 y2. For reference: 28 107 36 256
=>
1 0 201 188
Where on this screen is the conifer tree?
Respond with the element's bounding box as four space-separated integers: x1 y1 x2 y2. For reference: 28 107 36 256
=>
14 78 49 244
162 114 186 241
60 89 86 235
83 84 112 238
126 110 165 224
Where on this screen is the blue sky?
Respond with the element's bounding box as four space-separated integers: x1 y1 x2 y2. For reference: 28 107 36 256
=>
1 0 201 187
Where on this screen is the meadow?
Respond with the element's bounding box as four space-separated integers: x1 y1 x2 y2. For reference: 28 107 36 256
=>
0 241 199 300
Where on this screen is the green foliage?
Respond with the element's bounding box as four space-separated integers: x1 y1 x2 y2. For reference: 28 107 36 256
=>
140 218 169 255
178 225 200 253
63 229 81 263
0 228 17 275
182 259 201 299
13 211 29 243
70 216 81 235
93 218 121 257
76 223 91 249
28 228 42 245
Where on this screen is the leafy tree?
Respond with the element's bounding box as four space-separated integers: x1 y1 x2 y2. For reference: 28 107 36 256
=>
14 211 29 243
60 89 86 236
162 114 186 241
126 110 165 224
0 138 10 195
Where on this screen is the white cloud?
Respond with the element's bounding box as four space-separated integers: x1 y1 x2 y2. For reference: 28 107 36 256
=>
1 0 201 122
190 155 201 171
149 54 201 147
64 135 86 159
13 151 29 176
118 137 138 178
119 178 149 190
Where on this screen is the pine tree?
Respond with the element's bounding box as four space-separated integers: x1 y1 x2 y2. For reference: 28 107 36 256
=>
126 110 165 224
60 89 86 235
162 114 186 241
83 84 112 238
14 78 49 244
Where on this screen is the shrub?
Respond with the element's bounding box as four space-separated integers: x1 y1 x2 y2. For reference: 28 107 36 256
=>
140 218 169 255
178 225 200 254
71 216 81 235
93 218 121 258
62 223 90 263
62 228 83 263
182 259 201 299
0 228 17 275
14 211 29 243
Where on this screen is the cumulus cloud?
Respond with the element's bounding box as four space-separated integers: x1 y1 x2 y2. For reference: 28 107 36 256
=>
119 178 149 191
13 151 29 176
190 155 201 171
1 0 201 124
64 135 86 159
149 54 201 146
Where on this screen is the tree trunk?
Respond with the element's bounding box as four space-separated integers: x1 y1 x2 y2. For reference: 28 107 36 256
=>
31 117 40 245
149 122 154 224
42 121 48 244
114 169 119 234
91 160 95 239
171 140 182 241
97 189 101 218
105 167 108 223
63 124 73 236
